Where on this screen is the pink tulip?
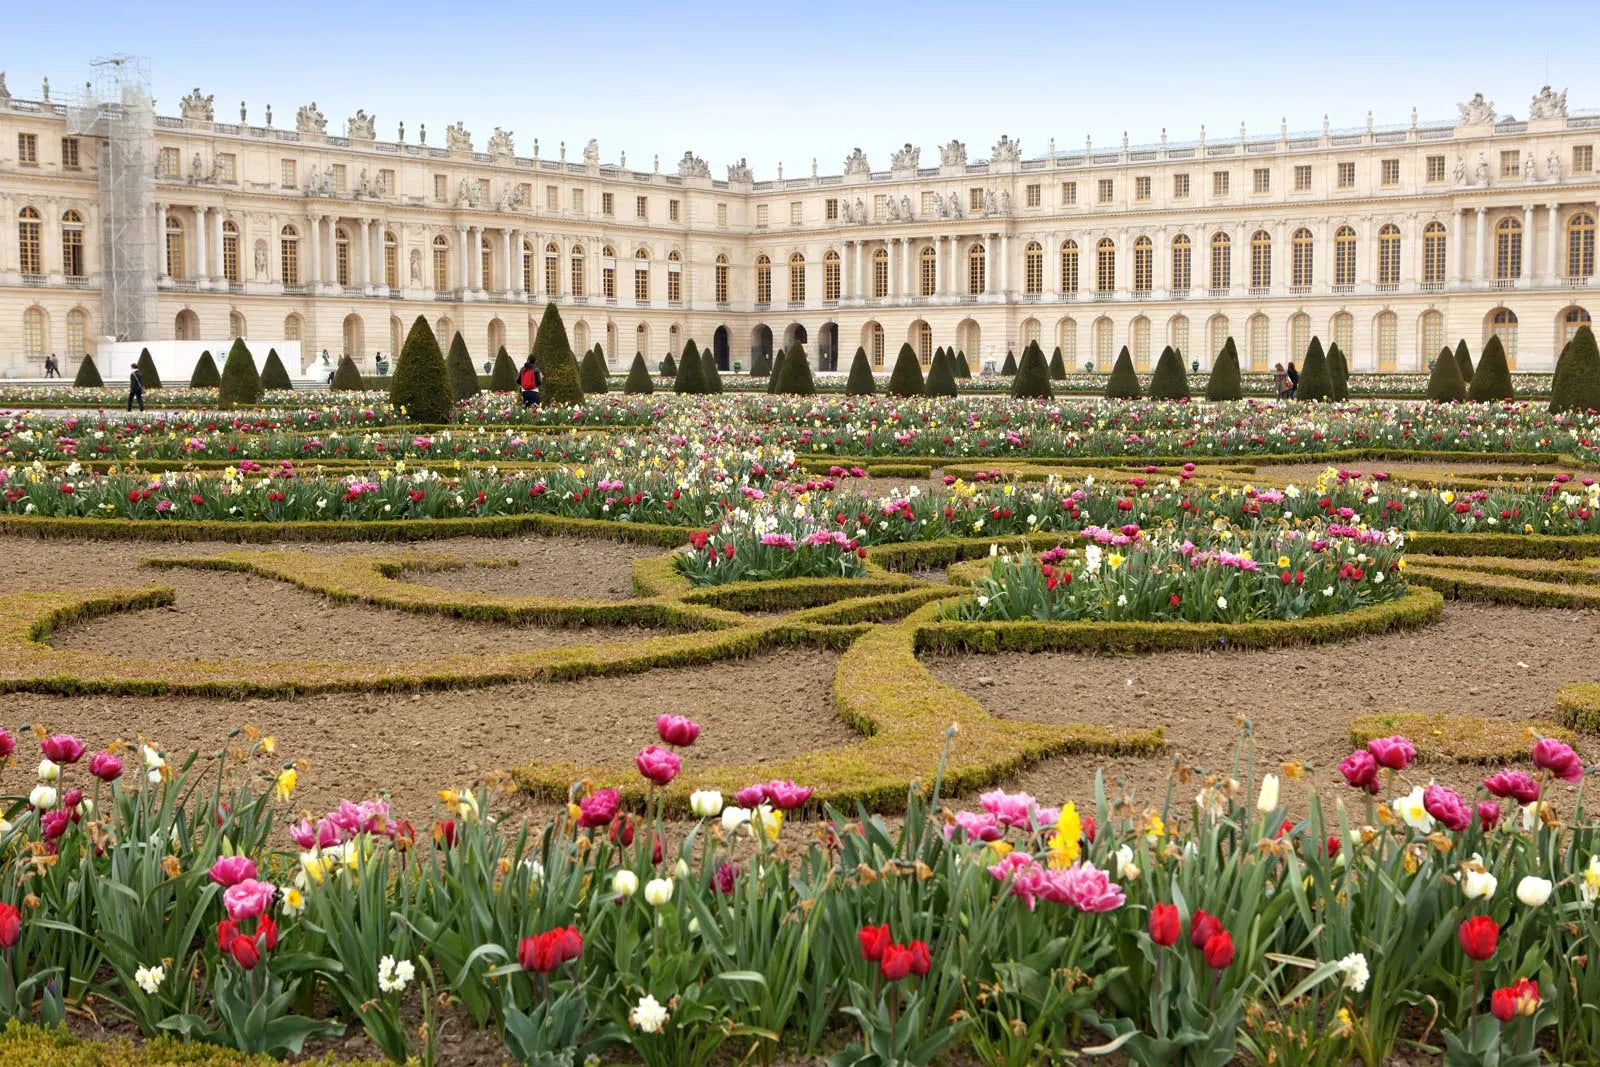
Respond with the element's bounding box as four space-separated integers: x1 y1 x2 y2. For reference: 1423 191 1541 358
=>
943 811 1004 842
40 735 87 765
635 745 681 786
1044 861 1126 913
1532 738 1584 783
577 788 621 828
1338 750 1380 794
656 715 700 748
222 878 276 921
734 784 767 809
0 729 15 759
1366 736 1415 771
1477 800 1502 830
208 855 258 888
289 819 319 850
88 752 124 782
1423 784 1470 832
1482 769 1542 804
762 780 812 811
980 789 1039 829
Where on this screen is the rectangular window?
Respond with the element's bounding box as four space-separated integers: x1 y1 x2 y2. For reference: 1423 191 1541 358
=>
1212 171 1229 196
17 133 37 165
1173 173 1189 198
1293 164 1311 191
755 204 769 227
61 137 79 169
1026 183 1042 207
330 164 347 192
434 174 448 201
1337 161 1355 188
634 260 649 301
668 198 679 221
920 192 934 216
546 185 559 210
715 260 729 303
476 178 489 203
379 168 396 195
518 182 531 205
1061 181 1077 205
571 188 584 212
970 188 984 212
1500 150 1519 178
1252 167 1269 193
1380 159 1399 185
1097 178 1113 203
603 261 616 300
637 195 648 219
217 153 236 182
874 194 886 218
717 202 729 226
282 159 297 188
789 201 802 225
63 226 83 277
160 146 181 178
828 197 841 221
1134 176 1150 202
1426 155 1445 182
1574 145 1594 174
668 266 681 303
602 192 614 216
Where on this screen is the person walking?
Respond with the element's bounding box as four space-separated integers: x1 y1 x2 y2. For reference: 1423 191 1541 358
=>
127 362 145 412
1272 363 1288 399
518 355 542 408
44 353 59 378
1285 360 1300 400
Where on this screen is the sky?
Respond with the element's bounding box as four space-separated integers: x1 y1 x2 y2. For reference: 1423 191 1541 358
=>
7 0 1599 178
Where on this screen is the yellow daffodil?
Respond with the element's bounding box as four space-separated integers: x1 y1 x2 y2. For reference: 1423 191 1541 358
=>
274 768 297 802
1048 803 1082 869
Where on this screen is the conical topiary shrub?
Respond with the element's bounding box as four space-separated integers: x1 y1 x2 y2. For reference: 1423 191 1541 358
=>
136 348 162 389
1001 350 1017 376
331 355 364 391
1049 346 1067 380
700 347 723 394
580 347 610 393
660 353 677 377
955 350 972 379
1328 343 1350 401
1455 340 1474 384
1206 337 1244 401
624 353 654 395
189 350 220 389
1297 337 1334 402
261 348 293 391
845 347 876 396
1106 345 1141 399
750 349 769 377
887 343 925 397
218 338 264 408
446 332 480 400
1148 345 1191 400
490 346 518 392
73 353 104 387
766 348 785 394
1010 340 1053 399
1426 346 1466 402
773 342 816 395
531 303 584 407
926 348 959 397
673 340 707 394
1551 325 1600 414
1467 335 1515 402
390 315 454 421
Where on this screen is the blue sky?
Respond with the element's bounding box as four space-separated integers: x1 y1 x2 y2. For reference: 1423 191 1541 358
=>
7 1 1598 177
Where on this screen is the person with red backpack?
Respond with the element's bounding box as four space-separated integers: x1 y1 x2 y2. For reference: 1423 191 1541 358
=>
518 355 542 408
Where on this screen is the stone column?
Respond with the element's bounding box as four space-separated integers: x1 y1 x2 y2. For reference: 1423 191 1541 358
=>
985 234 997 296
306 214 320 285
154 201 168 279
325 216 337 287
1474 207 1486 282
1521 205 1534 283
1547 203 1560 281
508 229 521 294
213 208 225 283
457 225 469 292
193 206 208 283
905 237 915 297
1450 209 1463 285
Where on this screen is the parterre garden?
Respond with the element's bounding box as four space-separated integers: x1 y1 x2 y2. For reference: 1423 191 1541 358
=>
2 309 1600 1066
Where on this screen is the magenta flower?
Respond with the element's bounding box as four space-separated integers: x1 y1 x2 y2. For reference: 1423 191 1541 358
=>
762 780 813 811
713 861 739 895
208 855 258 888
0 729 15 759
1366 735 1415 771
1482 769 1542 804
943 811 1004 842
1477 800 1502 831
1044 861 1126 913
1338 750 1380 794
1422 784 1470 832
222 878 276 921
40 735 87 765
986 853 1049 912
980 789 1039 830
577 788 621 828
635 745 681 786
734 784 768 809
656 715 700 748
88 752 124 782
1531 738 1584 783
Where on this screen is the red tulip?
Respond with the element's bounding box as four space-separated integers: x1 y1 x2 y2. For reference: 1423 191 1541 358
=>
229 933 261 970
0 903 20 948
1490 977 1539 1021
1202 930 1235 970
1458 915 1499 961
609 815 636 848
880 943 913 982
1189 909 1222 949
259 914 279 952
216 919 239 953
1148 903 1181 947
858 923 891 962
553 925 583 965
1477 800 1502 831
906 940 932 977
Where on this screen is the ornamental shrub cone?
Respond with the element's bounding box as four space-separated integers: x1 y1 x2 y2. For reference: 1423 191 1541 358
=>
846 347 876 395
673 339 707 394
1551 325 1600 413
1206 337 1244 401
1329 343 1350 400
700 347 723 394
926 347 959 396
531 303 583 407
1296 336 1334 402
1149 344 1191 400
766 348 785 393
73 353 103 387
446 332 480 400
749 349 769 377
1010 340 1053 399
579 346 610 393
136 347 162 389
623 352 654 394
887 343 925 397
773 342 816 395
1426 345 1467 402
261 348 293 391
188 350 220 389
1001 350 1017 375
955 350 972 378
1468 334 1515 402
1455 339 1475 383
1049 346 1067 380
660 353 677 377
331 355 364 391
390 314 454 421
489 346 518 391
1106 345 1141 399
218 337 264 407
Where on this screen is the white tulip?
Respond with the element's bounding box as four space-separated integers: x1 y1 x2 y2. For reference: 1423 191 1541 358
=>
28 785 57 810
36 759 60 782
1516 875 1553 907
1256 774 1280 813
1462 856 1498 901
630 993 669 1033
721 806 751 833
689 790 723 818
643 877 674 907
612 870 639 898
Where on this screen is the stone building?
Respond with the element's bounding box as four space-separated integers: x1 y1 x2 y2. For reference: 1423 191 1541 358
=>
0 74 1596 376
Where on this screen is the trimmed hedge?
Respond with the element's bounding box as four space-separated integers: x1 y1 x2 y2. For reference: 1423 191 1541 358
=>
260 348 293 391
388 315 453 422
1205 337 1243 401
330 355 364 391
1455 339 1475 383
1551 325 1600 414
1349 712 1573 764
531 303 584 406
1049 346 1067 380
1001 350 1017 376
72 354 103 387
188 350 220 389
1406 562 1600 610
661 353 678 377
926 347 959 397
489 345 519 391
0 1024 390 1066
772 341 816 395
136 347 162 389
217 338 264 408
1557 683 1600 732
624 352 655 394
955 350 972 379
765 348 784 393
1148 344 1190 401
1297 336 1333 402
1329 342 1350 401
446 332 481 400
845 347 876 395
1105 346 1141 399
1404 532 1600 560
580 345 610 394
700 346 724 395
1468 335 1515 402
1426 346 1466 402
1009 340 1052 399
887 343 925 397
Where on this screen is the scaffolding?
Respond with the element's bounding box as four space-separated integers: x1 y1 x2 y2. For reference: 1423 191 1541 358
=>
67 56 154 343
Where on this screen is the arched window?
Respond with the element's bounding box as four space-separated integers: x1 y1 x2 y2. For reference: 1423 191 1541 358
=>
1490 308 1518 366
573 320 589 353
166 214 185 279
872 247 888 298
1093 317 1113 366
1334 226 1356 288
1377 224 1401 287
1562 306 1592 345
1095 237 1115 293
174 309 195 341
335 227 351 287
1209 231 1231 291
668 250 683 304
1169 315 1189 360
1021 318 1040 346
62 210 85 278
66 308 86 356
602 245 617 301
1131 316 1151 370
390 315 403 356
1376 311 1397 371
968 242 986 295
22 306 45 354
715 254 730 304
635 323 649 358
220 219 239 283
824 249 841 301
1495 218 1522 280
1291 228 1313 289
1567 213 1596 280
383 231 399 289
229 310 245 339
1248 313 1270 371
1059 317 1077 367
1290 313 1310 361
283 314 302 341
1249 229 1271 289
919 245 936 297
868 322 885 367
635 248 652 303
916 321 933 363
280 224 300 286
1420 309 1444 362
1024 241 1043 295
17 207 42 276
1423 222 1447 285
568 244 585 297
1171 234 1192 292
432 234 450 292
1208 314 1230 360
755 254 772 305
540 242 558 296
668 324 680 356
1060 240 1079 294
1332 311 1354 361
787 252 805 303
1133 236 1152 293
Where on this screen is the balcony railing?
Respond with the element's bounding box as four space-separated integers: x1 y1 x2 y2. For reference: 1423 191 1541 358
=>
1490 278 1518 291
20 273 45 287
1565 275 1592 287
1169 287 1189 299
1208 287 1228 298
1331 284 1354 295
1420 281 1445 293
1375 282 1399 293
1288 285 1311 296
1247 286 1269 298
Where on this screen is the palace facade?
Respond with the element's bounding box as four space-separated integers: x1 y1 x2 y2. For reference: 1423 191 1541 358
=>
0 73 1597 378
